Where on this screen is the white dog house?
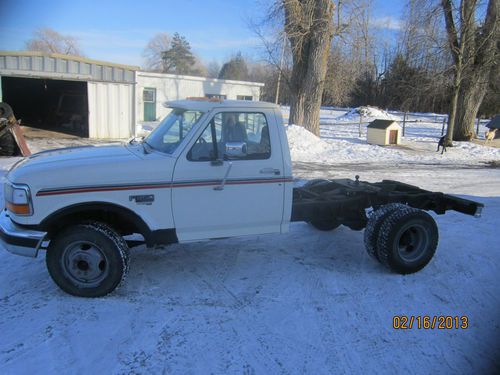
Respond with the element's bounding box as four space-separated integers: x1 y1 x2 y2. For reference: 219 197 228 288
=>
367 119 402 146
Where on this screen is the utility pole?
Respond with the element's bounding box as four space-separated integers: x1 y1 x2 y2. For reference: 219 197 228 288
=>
275 34 286 105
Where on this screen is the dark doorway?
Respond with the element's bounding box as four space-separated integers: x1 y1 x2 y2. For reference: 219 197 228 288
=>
1 76 88 137
389 130 398 145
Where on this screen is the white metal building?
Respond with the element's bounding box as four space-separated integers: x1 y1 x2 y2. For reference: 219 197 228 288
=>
135 71 264 122
0 51 265 139
0 51 137 138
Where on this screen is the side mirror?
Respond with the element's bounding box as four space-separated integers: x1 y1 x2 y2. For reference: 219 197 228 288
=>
225 142 247 158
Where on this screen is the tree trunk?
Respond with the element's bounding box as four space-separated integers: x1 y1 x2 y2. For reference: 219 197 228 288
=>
444 43 463 146
284 0 334 136
442 0 499 143
288 50 308 125
453 73 489 140
445 80 460 146
302 5 333 136
289 89 306 125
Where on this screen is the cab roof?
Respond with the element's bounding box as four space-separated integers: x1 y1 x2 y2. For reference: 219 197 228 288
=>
164 99 280 112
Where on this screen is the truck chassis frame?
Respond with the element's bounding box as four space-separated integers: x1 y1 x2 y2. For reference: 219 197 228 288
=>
292 177 483 230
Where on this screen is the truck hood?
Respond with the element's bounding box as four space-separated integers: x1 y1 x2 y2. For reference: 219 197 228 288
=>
12 144 135 169
8 144 175 190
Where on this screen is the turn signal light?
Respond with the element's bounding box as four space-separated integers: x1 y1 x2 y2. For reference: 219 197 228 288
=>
6 202 31 215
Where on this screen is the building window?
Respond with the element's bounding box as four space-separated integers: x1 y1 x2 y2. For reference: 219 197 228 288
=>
143 88 156 102
205 94 227 100
237 95 253 101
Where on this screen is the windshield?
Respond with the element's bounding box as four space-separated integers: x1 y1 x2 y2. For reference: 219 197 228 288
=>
144 109 204 154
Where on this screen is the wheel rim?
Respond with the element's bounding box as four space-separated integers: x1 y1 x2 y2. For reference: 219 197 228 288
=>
61 241 109 288
394 223 429 262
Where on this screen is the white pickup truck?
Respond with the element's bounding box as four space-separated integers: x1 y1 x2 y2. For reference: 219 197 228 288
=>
1 99 483 297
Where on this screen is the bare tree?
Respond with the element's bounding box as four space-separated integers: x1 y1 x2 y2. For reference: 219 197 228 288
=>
442 0 499 142
191 56 208 77
206 60 221 78
142 33 171 71
283 0 335 135
25 28 83 56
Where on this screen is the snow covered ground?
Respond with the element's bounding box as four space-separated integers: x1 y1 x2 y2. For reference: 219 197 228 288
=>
282 106 499 166
0 107 499 374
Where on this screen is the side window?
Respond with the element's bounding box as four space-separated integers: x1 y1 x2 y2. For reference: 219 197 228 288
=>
188 119 222 161
188 112 271 162
220 112 271 160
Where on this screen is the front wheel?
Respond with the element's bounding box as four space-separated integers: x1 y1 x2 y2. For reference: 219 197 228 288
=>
46 222 130 297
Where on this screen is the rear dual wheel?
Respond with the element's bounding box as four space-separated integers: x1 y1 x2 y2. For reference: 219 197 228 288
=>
364 205 438 274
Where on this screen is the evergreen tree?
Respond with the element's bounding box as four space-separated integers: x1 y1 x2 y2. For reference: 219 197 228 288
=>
218 52 249 81
161 33 196 74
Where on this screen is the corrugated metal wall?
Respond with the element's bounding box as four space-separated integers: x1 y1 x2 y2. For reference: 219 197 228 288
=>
88 82 134 138
1 52 138 139
0 52 136 83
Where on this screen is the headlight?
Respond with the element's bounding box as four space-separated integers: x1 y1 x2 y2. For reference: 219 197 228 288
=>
4 182 33 215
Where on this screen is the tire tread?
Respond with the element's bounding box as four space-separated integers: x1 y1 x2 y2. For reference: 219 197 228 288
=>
377 208 438 274
46 221 130 297
364 203 407 261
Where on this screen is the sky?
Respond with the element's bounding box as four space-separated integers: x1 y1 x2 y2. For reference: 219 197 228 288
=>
0 0 405 68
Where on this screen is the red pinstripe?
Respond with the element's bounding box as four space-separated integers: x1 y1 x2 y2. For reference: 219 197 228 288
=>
36 178 293 197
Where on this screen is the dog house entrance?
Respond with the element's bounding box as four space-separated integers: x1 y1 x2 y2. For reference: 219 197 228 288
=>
389 130 398 145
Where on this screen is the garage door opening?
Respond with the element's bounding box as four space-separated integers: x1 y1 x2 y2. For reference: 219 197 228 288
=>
1 76 88 137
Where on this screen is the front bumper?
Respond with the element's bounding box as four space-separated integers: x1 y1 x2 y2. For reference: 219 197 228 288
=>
0 210 47 257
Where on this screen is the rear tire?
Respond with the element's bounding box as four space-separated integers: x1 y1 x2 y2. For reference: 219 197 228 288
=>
364 203 407 261
46 222 130 297
376 208 438 274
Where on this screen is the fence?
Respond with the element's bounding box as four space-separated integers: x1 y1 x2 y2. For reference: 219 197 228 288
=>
319 112 491 140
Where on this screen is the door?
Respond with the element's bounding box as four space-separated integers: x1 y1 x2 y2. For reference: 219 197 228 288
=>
143 88 156 121
171 109 285 241
389 130 398 144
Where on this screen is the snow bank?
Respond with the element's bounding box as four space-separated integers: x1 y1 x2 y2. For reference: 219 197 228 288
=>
284 125 333 162
335 106 398 122
285 125 408 164
285 124 500 165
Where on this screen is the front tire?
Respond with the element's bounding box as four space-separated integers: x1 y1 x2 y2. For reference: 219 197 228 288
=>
376 208 438 274
46 222 130 297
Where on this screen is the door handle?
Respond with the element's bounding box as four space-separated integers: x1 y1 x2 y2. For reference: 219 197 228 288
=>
214 162 233 191
260 168 281 175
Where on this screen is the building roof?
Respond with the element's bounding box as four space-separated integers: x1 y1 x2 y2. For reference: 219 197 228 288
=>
164 99 280 112
367 119 398 130
486 115 500 129
0 50 138 83
0 50 139 70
